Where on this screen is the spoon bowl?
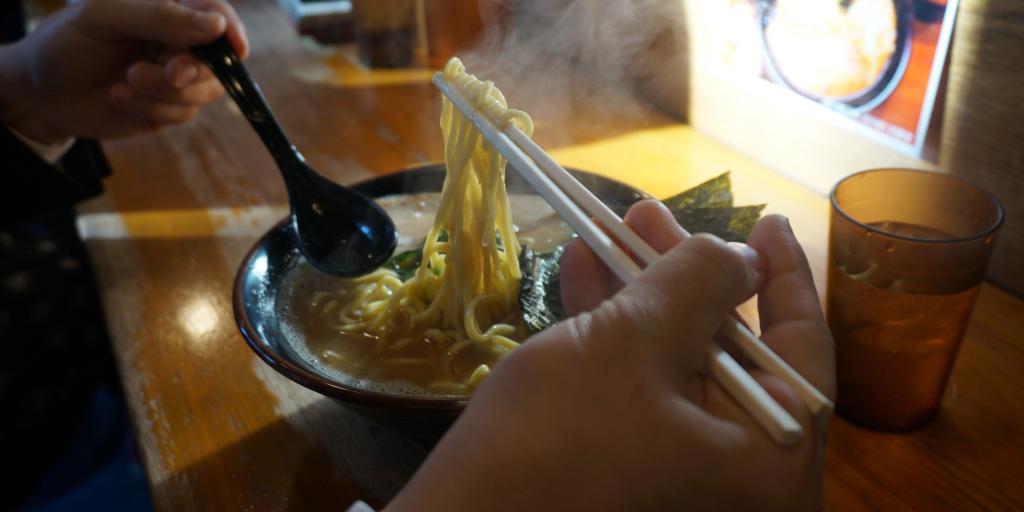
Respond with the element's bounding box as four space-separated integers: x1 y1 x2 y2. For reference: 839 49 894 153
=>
192 37 396 276
288 160 398 274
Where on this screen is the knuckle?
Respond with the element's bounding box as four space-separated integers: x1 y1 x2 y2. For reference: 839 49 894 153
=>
601 290 641 325
179 106 200 123
199 81 226 103
565 309 595 342
152 0 182 21
599 287 668 341
498 332 571 386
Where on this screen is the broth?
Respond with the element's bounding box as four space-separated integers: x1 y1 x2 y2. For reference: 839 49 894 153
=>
279 192 572 397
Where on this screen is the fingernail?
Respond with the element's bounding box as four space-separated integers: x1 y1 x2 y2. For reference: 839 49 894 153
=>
192 11 225 33
176 64 198 86
728 242 765 275
651 199 672 215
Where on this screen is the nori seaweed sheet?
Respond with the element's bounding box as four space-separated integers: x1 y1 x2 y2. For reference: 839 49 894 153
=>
662 172 734 209
518 245 566 333
672 205 766 243
519 172 765 333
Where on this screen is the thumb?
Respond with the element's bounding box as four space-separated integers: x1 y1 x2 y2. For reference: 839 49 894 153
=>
589 233 762 375
560 200 687 315
76 0 226 48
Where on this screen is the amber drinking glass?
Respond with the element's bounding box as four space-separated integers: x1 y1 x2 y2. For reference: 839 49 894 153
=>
827 169 1003 431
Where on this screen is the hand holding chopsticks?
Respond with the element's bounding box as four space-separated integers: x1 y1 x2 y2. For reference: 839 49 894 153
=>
433 72 833 446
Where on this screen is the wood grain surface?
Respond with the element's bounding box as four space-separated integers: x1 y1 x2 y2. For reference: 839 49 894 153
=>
77 0 1024 510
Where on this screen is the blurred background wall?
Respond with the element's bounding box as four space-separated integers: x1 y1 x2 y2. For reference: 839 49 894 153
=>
940 0 1024 296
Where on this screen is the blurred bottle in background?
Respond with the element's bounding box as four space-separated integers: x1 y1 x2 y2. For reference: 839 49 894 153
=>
423 0 491 68
278 0 356 44
350 0 501 69
352 0 418 68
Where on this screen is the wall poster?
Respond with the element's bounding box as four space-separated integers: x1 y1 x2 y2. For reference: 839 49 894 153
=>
718 0 959 157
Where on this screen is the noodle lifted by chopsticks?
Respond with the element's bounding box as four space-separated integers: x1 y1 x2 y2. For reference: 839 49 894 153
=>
331 58 534 391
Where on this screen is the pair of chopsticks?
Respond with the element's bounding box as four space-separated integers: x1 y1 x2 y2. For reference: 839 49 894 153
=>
433 73 833 446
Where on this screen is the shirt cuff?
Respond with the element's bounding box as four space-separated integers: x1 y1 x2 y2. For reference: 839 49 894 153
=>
7 125 76 164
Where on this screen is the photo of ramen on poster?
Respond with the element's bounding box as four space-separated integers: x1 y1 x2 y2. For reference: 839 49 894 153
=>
718 0 958 157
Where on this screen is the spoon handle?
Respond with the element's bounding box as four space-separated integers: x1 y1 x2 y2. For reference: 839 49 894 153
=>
191 37 304 168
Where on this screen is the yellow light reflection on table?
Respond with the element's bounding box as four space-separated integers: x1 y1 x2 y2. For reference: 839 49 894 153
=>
179 294 220 340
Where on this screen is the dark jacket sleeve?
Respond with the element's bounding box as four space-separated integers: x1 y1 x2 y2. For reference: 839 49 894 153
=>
1 127 111 229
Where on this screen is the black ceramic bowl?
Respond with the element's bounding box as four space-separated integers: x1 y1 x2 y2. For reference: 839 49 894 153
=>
233 164 647 440
759 0 914 113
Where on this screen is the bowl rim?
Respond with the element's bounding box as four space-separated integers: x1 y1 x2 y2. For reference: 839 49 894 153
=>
232 164 648 414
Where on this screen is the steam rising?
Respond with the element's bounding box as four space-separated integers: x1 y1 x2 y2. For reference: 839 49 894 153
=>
460 0 688 146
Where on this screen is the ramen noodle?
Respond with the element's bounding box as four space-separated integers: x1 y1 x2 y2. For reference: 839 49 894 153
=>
310 58 537 394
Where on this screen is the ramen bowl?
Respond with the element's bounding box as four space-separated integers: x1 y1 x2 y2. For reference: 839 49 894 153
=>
233 164 647 442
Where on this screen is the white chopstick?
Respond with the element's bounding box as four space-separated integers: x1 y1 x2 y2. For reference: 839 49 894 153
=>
434 73 829 445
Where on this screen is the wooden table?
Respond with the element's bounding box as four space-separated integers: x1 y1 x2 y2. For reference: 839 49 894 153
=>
78 1 1024 510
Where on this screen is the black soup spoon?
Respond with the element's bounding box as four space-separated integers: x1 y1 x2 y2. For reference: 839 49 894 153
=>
192 37 396 277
